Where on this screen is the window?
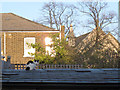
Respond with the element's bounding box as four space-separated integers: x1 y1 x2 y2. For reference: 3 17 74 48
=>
24 37 35 57
45 37 53 45
45 37 54 56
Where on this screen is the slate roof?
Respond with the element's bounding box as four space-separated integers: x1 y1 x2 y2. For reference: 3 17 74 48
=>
0 13 58 31
75 32 90 47
74 27 119 52
99 32 120 51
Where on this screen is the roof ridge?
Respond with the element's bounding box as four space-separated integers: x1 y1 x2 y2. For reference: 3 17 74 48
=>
100 34 119 51
92 27 106 35
10 13 57 30
76 32 90 38
107 32 120 44
78 27 106 45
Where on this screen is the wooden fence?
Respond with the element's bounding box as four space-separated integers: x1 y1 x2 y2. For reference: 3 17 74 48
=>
11 64 83 70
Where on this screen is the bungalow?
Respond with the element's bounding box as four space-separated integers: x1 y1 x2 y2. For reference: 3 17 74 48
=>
0 13 65 64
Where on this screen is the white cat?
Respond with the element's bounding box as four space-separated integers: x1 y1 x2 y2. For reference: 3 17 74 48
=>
26 60 39 71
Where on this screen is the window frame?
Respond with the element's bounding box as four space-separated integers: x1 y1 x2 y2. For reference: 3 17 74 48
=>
23 37 35 57
45 37 55 56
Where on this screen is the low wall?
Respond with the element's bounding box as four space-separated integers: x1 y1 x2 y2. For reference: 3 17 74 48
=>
2 68 120 90
0 60 11 69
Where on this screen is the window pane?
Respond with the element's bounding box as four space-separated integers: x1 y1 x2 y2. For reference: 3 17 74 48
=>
45 37 52 45
24 37 35 57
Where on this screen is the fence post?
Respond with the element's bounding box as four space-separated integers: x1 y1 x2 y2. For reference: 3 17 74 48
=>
55 64 56 69
72 65 74 69
45 64 47 69
52 64 53 69
17 64 18 70
20 64 21 69
69 65 71 69
23 64 24 69
43 64 44 69
81 64 83 68
78 64 80 69
75 65 76 69
49 65 50 69
60 65 62 68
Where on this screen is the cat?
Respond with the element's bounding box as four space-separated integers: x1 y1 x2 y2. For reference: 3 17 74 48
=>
25 60 39 71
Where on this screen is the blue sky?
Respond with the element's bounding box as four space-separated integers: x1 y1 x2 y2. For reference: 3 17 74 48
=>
1 2 118 20
1 2 44 21
0 1 119 38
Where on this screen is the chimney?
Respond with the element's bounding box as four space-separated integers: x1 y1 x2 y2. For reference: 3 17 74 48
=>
70 24 73 32
68 24 75 47
60 25 65 39
69 24 75 37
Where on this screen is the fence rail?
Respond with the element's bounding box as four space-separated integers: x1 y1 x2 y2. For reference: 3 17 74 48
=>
11 64 83 70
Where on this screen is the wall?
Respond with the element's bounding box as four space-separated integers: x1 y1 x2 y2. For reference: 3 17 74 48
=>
1 32 59 64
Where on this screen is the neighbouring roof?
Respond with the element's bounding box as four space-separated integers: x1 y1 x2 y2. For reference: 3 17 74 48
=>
100 32 120 50
0 13 59 31
75 32 90 46
74 26 120 51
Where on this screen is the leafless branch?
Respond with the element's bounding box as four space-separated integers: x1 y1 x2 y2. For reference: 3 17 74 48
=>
37 2 78 35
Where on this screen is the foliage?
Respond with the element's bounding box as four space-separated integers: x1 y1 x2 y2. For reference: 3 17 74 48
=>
27 33 119 68
27 43 54 64
78 41 120 68
50 33 78 64
27 33 76 64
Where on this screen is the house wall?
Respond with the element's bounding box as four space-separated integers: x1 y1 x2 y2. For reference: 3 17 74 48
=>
1 32 59 64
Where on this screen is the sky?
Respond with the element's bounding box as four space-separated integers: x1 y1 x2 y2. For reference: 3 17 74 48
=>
0 0 119 39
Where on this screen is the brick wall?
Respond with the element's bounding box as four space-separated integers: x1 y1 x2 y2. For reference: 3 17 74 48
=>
1 32 59 64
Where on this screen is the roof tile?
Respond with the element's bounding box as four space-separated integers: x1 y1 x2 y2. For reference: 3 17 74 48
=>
0 13 59 31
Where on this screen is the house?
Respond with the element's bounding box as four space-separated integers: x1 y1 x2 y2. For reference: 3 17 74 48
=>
68 25 120 54
0 13 65 64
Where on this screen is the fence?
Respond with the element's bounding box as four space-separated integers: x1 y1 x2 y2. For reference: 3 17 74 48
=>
11 64 83 70
11 64 26 70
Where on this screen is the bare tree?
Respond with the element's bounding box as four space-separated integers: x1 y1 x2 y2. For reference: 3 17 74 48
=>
37 2 78 35
76 2 118 45
77 2 117 30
